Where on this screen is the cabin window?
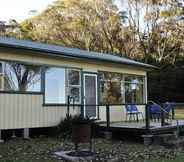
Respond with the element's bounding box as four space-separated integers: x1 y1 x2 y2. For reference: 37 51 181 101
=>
67 69 81 103
99 72 124 104
99 71 145 104
45 67 66 104
124 76 145 104
2 61 41 92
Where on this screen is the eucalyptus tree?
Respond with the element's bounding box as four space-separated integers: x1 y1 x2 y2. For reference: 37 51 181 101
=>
120 0 184 65
20 0 128 55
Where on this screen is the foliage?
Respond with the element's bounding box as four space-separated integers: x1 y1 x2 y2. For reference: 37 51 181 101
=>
123 0 184 64
18 0 127 55
70 114 91 124
174 108 184 119
0 138 183 162
148 63 184 102
54 114 91 139
2 0 184 65
54 115 73 139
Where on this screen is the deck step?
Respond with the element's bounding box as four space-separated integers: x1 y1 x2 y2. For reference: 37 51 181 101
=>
142 133 176 145
153 133 176 145
165 136 184 147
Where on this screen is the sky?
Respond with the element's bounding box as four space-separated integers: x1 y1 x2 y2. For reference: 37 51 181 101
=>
0 0 129 24
0 0 126 23
115 0 127 10
0 0 56 22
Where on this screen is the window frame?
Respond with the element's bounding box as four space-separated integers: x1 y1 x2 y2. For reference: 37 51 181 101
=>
0 58 146 106
67 68 82 104
99 71 124 105
0 60 43 94
43 65 82 106
0 59 83 105
98 71 146 105
0 61 4 91
44 66 67 105
123 74 146 104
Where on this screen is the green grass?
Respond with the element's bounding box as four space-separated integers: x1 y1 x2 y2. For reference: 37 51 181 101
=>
175 108 184 119
0 137 184 162
0 138 62 162
149 155 184 162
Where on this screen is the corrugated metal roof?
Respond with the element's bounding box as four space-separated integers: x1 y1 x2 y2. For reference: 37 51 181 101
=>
0 37 157 69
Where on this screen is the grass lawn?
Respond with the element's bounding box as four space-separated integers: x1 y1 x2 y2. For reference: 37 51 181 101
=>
149 155 184 162
175 108 184 119
0 137 184 162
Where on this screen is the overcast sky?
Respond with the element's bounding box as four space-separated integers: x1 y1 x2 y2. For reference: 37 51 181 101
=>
0 0 55 22
0 0 126 23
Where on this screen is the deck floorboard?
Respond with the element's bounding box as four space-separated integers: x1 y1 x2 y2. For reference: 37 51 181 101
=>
99 120 184 133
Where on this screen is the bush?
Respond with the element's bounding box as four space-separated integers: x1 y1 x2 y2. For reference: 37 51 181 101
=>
55 115 73 139
52 115 92 139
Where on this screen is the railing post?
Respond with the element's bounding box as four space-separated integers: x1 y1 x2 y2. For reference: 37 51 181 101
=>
145 104 150 130
67 96 70 117
106 105 110 128
97 105 100 120
172 106 175 120
81 104 84 118
161 109 165 126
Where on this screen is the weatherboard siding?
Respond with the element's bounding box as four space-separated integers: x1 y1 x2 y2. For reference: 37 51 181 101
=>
0 48 147 129
0 93 145 129
0 93 80 129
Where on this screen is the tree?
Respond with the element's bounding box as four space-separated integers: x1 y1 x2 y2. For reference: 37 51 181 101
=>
19 0 130 56
120 0 184 65
3 0 184 65
0 19 22 38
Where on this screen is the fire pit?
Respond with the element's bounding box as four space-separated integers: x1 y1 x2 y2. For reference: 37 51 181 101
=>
54 116 96 161
71 116 93 152
67 150 96 157
54 150 97 162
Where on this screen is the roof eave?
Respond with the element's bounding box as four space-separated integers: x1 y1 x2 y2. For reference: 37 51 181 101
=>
0 42 158 70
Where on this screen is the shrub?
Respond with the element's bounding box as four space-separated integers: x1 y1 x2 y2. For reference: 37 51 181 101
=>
55 115 74 139
53 114 91 139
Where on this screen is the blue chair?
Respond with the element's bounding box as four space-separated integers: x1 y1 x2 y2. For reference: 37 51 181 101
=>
148 102 175 121
125 104 144 122
148 103 161 121
163 102 175 119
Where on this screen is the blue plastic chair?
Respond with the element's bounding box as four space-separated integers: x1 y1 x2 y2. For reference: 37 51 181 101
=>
148 102 175 121
163 102 175 119
125 104 144 122
148 103 161 121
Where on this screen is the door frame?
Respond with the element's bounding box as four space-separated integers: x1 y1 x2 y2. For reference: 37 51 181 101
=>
83 72 98 118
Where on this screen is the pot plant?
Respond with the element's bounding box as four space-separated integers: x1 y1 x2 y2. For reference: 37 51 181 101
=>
71 115 92 151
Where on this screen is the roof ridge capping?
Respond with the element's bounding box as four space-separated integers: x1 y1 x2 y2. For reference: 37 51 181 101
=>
0 36 158 70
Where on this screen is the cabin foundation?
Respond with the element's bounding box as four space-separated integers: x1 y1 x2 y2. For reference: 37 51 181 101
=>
0 130 4 143
23 128 30 139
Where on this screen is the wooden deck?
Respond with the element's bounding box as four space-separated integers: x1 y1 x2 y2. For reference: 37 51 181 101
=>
99 120 184 134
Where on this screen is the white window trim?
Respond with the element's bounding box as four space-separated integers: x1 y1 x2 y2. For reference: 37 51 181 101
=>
67 69 82 104
0 62 4 91
83 73 98 119
99 71 146 104
45 67 66 104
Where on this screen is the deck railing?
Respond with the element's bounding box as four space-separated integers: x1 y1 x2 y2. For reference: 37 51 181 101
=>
148 101 175 126
67 98 177 132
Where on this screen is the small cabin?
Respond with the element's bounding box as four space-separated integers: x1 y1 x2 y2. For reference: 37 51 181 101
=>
0 37 156 138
